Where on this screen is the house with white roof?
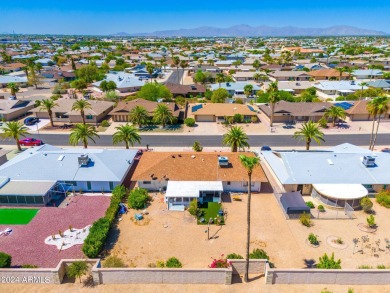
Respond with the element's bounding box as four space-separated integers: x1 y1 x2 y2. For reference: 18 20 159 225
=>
0 145 137 206
314 80 367 97
352 69 383 80
92 72 145 93
210 82 260 96
260 143 390 210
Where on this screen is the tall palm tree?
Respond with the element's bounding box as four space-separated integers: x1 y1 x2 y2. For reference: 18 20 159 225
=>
267 81 280 127
359 82 369 100
113 124 141 149
293 121 325 150
1 121 29 151
146 63 154 83
179 60 188 85
336 67 345 81
7 82 19 97
324 106 346 127
129 105 149 128
368 96 389 150
222 126 249 152
239 155 260 283
244 84 254 98
39 99 58 127
72 100 92 125
153 104 174 128
172 56 180 84
69 123 99 149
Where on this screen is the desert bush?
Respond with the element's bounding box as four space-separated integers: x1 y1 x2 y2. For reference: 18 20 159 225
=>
105 185 128 223
192 141 203 152
251 116 258 123
209 255 231 268
306 201 315 209
316 253 341 269
101 120 110 127
166 257 182 268
377 264 386 269
188 199 199 217
376 190 390 208
156 260 165 268
226 253 244 259
299 213 312 227
308 233 319 245
366 215 376 228
358 265 372 269
103 256 127 268
318 205 325 212
360 197 373 213
249 248 269 260
21 264 38 268
66 260 89 283
184 118 195 127
128 188 150 210
233 114 243 123
0 252 12 268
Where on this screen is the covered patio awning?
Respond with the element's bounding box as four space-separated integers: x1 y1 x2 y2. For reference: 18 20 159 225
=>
165 181 223 198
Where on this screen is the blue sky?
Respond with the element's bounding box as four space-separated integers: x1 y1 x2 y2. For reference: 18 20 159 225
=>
0 1 389 35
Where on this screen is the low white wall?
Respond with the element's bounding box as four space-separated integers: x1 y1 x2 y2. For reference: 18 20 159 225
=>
229 259 267 275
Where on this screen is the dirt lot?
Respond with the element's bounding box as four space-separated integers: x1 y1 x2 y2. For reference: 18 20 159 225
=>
108 192 390 270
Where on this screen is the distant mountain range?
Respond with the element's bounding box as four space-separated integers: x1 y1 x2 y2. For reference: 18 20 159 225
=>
112 25 388 37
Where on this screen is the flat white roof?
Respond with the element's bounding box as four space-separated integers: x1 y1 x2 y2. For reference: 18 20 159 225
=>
313 184 368 200
165 181 223 198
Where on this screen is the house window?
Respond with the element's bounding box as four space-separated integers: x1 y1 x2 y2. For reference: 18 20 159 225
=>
86 114 93 120
227 181 231 185
143 181 151 184
109 182 114 190
87 181 92 190
64 181 76 186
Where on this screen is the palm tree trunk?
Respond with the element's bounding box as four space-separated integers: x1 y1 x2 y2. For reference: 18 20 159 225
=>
16 139 22 151
125 141 129 149
369 116 376 150
306 138 311 150
332 118 335 127
372 115 382 151
83 139 88 149
270 103 275 127
244 173 252 282
81 111 85 125
49 112 54 127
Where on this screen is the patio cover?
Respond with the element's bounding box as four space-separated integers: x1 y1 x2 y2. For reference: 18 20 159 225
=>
165 181 223 198
280 191 310 215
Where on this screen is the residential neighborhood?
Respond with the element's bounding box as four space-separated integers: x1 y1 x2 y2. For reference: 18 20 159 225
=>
1 2 390 292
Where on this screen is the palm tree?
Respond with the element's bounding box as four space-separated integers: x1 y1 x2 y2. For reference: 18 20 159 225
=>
293 121 325 150
113 124 141 149
267 82 280 127
222 126 249 152
324 106 346 127
72 100 92 125
172 56 180 84
7 82 19 97
216 73 226 88
180 60 188 85
69 123 99 149
146 63 154 83
368 96 389 150
129 105 149 128
1 121 29 151
359 82 369 100
336 67 345 81
253 73 261 82
239 155 260 283
153 104 174 128
244 84 253 98
39 99 58 127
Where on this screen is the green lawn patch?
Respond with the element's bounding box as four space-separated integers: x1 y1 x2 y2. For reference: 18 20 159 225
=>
0 209 39 225
197 202 224 225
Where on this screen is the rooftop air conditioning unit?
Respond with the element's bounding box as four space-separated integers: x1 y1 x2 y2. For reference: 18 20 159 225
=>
218 156 229 167
78 154 90 167
362 156 375 167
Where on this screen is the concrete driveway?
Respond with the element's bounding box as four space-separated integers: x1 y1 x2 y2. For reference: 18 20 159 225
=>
24 119 51 132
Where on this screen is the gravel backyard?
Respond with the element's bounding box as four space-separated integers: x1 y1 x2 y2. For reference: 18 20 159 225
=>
0 196 110 268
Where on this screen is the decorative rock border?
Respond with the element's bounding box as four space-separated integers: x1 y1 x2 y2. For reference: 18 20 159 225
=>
326 236 348 249
357 223 377 233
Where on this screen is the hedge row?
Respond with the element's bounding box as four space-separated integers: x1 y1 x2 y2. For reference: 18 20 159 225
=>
82 185 128 258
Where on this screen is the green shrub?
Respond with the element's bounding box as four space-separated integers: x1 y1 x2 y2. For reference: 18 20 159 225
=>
226 253 244 259
101 120 110 127
251 116 258 123
233 114 243 123
166 257 182 268
299 213 312 227
21 264 38 268
82 217 110 258
377 264 386 269
192 141 203 152
376 190 390 208
308 233 319 245
360 197 373 213
188 199 199 217
249 248 269 260
0 252 11 268
318 205 325 212
103 256 127 268
316 253 341 269
358 265 372 269
306 201 315 209
66 260 89 283
156 260 165 268
128 188 150 210
184 118 196 127
366 215 376 228
105 185 128 223
318 116 328 128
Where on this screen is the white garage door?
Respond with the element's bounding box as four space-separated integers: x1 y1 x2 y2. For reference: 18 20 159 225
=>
195 115 215 122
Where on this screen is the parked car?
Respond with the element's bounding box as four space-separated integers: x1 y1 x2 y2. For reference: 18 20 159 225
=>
381 148 390 153
24 117 40 126
19 138 43 146
261 145 272 151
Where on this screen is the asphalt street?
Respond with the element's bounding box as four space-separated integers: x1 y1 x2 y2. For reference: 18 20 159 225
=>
3 133 389 149
165 69 184 84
